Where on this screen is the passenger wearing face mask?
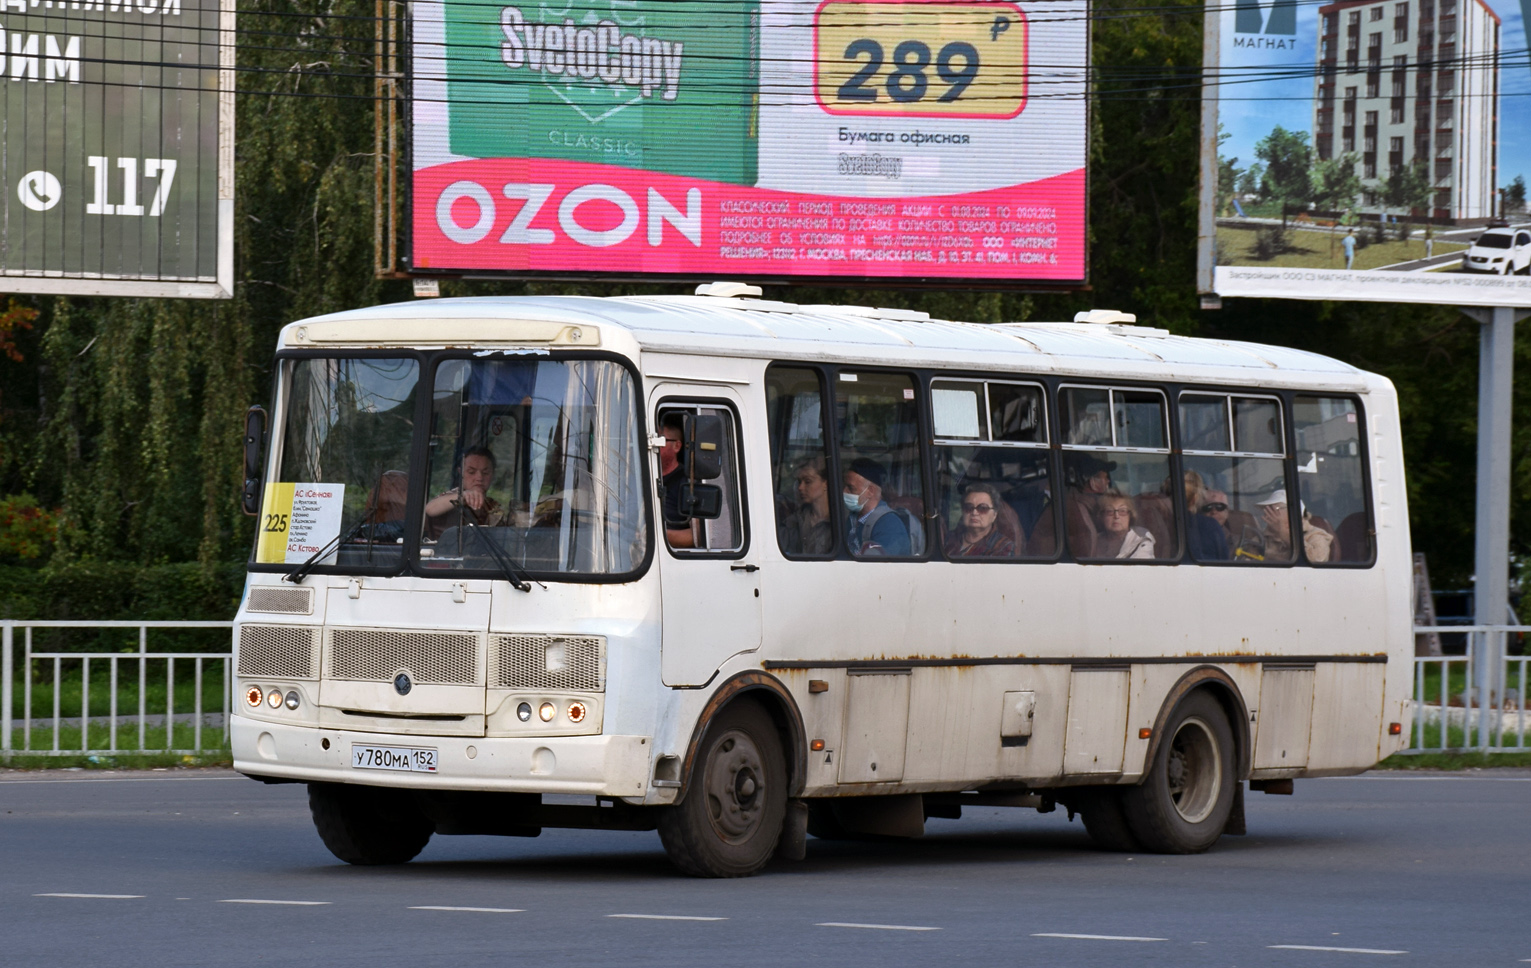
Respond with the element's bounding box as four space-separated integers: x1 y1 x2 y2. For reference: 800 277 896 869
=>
842 458 911 557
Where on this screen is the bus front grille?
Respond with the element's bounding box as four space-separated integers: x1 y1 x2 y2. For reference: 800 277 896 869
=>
327 628 481 685
245 586 315 615
237 625 319 680
491 635 604 692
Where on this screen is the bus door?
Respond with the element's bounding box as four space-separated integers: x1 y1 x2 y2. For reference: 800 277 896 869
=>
652 391 762 687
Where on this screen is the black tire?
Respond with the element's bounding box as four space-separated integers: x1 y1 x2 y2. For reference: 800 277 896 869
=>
1076 788 1143 852
658 700 787 877
1121 691 1236 854
308 782 434 865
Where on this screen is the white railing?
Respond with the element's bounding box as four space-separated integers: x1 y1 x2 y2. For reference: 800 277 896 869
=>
1 620 233 758
1405 625 1531 754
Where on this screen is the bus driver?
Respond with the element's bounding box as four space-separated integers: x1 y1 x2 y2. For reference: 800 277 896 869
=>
423 446 505 539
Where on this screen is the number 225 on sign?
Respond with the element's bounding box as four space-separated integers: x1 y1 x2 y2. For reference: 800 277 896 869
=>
814 0 1028 119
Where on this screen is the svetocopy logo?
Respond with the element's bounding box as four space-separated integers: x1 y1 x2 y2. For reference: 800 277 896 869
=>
1235 0 1296 35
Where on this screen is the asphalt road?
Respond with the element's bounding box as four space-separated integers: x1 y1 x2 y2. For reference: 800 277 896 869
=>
1 768 1527 967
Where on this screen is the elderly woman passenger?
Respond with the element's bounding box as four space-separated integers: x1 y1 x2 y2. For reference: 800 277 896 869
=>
944 482 1016 558
1092 491 1155 559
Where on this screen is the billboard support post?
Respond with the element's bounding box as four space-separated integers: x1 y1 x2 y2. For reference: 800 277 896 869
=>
1196 0 1219 297
1465 305 1527 748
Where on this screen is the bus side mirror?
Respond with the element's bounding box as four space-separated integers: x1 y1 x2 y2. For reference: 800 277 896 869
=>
681 414 724 480
678 482 723 520
242 405 267 516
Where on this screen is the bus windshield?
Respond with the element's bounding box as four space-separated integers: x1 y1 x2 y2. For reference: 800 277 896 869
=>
265 356 420 570
419 357 648 577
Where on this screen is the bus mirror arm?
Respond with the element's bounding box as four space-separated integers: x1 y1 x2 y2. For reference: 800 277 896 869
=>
241 405 267 516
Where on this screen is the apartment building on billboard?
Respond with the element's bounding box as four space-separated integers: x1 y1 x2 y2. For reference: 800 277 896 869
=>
1313 0 1499 222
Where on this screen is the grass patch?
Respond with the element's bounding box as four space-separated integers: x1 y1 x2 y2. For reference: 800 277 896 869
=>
0 751 232 770
3 719 230 757
1378 749 1531 769
1219 224 1466 270
8 659 231 721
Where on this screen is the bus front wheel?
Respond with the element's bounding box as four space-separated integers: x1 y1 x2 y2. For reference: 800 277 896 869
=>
658 700 787 877
308 782 434 865
1121 691 1235 854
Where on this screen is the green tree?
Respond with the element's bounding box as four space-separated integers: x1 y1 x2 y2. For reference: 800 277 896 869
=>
1506 175 1527 214
1311 153 1362 260
1382 159 1433 245
1254 126 1312 227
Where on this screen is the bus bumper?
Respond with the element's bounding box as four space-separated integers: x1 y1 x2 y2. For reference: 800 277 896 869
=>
230 714 654 797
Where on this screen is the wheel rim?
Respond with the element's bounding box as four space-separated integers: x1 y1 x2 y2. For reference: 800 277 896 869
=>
702 727 767 846
1166 716 1222 824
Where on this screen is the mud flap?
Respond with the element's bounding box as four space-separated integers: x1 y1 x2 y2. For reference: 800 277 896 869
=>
1223 781 1247 836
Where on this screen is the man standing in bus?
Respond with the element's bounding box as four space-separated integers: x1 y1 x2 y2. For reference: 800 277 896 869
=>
842 458 910 556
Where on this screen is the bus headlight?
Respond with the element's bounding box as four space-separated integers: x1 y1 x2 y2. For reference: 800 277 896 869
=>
538 702 555 723
285 691 301 710
267 689 283 709
517 702 532 722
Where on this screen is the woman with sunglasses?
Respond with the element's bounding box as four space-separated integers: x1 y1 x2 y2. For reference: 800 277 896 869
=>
944 482 1016 557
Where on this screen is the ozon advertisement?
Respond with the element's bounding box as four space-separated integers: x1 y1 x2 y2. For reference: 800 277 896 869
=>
409 0 1088 284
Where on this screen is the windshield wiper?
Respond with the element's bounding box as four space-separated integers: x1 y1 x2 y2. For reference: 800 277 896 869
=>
283 514 372 585
465 520 536 593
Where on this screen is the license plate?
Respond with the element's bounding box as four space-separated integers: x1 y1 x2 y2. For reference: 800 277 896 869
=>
351 744 437 773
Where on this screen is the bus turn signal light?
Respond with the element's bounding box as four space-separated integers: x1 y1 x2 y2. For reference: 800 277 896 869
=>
567 701 587 724
810 739 825 751
1389 722 1402 735
1139 728 1152 739
245 686 263 707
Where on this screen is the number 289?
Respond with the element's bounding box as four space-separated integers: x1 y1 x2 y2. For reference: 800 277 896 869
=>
837 38 980 104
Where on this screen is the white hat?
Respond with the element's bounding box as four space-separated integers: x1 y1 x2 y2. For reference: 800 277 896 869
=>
1258 489 1304 512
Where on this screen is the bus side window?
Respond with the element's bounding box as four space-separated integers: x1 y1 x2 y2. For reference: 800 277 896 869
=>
766 367 835 558
1181 392 1288 564
932 379 1052 559
1059 386 1178 562
1294 395 1372 564
837 370 926 558
657 404 745 554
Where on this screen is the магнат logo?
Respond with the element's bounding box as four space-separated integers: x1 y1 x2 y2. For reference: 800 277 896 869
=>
1234 0 1297 48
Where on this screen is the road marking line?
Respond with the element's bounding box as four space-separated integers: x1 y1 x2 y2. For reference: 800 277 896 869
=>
219 899 332 906
817 922 940 932
411 906 524 914
608 914 728 922
35 893 144 899
1033 933 1168 942
1268 945 1408 955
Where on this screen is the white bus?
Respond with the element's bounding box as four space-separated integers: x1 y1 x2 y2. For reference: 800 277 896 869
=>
231 285 1412 877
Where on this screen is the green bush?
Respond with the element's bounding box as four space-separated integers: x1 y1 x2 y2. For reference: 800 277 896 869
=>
0 495 59 561
0 560 244 621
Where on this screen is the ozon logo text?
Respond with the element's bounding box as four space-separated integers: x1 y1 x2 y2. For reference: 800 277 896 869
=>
434 180 702 248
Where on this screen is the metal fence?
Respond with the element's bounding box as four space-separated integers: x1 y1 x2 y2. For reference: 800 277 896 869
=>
0 618 1523 759
1403 624 1531 755
1 620 233 758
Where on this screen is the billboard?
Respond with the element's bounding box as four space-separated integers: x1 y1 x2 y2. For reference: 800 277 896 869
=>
409 0 1088 285
0 0 234 298
1200 0 1531 306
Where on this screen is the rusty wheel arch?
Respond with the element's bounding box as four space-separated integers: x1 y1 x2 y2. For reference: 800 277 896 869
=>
1140 666 1253 782
673 671 806 807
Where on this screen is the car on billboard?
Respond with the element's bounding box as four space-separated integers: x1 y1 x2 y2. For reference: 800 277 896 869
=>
1460 227 1531 275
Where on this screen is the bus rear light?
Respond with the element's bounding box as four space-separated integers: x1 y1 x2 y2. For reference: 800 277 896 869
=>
245 686 264 707
567 701 587 724
1389 722 1402 735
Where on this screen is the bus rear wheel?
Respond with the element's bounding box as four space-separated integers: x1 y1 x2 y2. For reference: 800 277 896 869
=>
308 782 434 865
1121 691 1235 854
658 700 786 877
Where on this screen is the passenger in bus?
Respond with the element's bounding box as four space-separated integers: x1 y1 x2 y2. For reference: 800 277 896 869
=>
1062 453 1115 554
1093 491 1156 559
779 456 834 555
1258 489 1334 563
1184 472 1230 560
843 458 911 556
659 412 696 549
423 446 505 540
944 483 1017 558
1202 488 1261 555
